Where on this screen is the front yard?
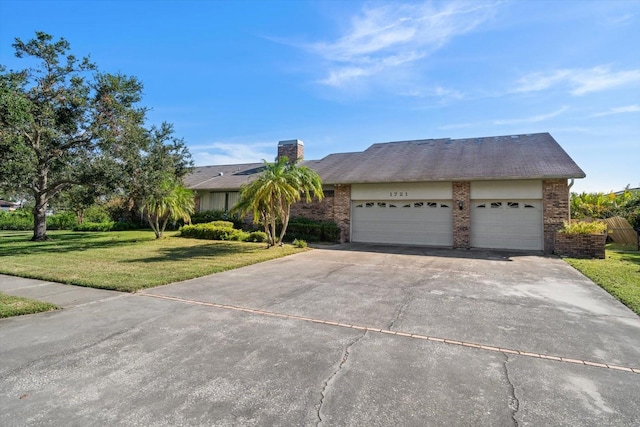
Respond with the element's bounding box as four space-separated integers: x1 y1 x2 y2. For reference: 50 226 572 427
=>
564 246 640 315
0 230 304 292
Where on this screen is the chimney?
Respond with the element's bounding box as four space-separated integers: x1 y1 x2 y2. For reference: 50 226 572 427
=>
277 139 304 162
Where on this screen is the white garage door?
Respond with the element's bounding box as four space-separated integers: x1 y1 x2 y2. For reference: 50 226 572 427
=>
352 201 453 246
471 200 543 250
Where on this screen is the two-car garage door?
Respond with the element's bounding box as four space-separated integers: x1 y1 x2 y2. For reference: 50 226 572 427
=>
349 181 544 251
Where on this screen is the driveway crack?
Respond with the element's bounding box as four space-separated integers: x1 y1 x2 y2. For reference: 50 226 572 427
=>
502 353 520 427
388 293 410 330
316 331 367 426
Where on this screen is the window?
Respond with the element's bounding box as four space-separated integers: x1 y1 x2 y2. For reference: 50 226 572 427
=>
427 202 438 208
490 202 502 208
414 202 424 208
378 202 387 207
476 203 486 208
355 204 363 208
365 202 374 208
441 204 449 208
524 203 535 209
208 191 239 212
507 202 519 208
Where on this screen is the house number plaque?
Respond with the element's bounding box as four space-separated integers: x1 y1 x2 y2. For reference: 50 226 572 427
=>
389 192 409 197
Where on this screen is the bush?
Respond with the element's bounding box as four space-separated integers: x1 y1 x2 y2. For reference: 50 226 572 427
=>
191 210 244 229
0 210 33 230
84 205 111 223
560 220 607 235
283 217 341 242
292 239 307 248
180 221 248 241
73 221 115 232
244 231 268 243
46 212 77 230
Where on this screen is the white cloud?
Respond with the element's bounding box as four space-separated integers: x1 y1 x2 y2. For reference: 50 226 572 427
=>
514 66 640 96
309 1 500 88
591 104 640 117
191 142 274 166
492 106 569 125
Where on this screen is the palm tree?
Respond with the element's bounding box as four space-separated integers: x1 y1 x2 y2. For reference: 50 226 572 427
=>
233 156 323 247
142 178 194 239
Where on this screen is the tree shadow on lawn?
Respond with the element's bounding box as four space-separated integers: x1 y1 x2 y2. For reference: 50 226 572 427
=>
121 241 262 263
619 252 640 266
0 232 155 257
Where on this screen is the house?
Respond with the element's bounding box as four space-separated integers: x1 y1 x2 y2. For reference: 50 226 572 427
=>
184 133 585 253
0 199 19 212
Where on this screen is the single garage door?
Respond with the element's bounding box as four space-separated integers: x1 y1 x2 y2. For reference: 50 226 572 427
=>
352 200 453 246
470 200 543 250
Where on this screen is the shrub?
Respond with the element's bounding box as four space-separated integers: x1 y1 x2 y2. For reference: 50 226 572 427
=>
292 238 307 248
244 231 268 243
560 220 607 235
84 205 111 223
0 211 33 230
73 221 115 232
46 211 77 230
180 221 248 241
191 210 244 229
283 217 341 243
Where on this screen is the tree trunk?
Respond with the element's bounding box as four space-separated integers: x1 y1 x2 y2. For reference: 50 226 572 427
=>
277 207 291 246
147 215 161 239
32 194 48 241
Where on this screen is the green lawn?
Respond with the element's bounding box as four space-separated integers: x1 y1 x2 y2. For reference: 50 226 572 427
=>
0 230 304 292
0 292 59 318
564 247 640 315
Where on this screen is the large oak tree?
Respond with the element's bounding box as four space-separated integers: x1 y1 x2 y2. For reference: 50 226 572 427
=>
0 32 191 240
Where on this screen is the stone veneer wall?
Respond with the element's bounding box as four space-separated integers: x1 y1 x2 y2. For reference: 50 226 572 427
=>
452 181 471 249
333 184 351 243
554 233 606 259
543 179 570 254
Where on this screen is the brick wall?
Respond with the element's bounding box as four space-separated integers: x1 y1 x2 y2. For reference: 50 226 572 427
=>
289 194 334 221
452 181 471 248
554 233 606 259
333 184 351 243
543 179 569 254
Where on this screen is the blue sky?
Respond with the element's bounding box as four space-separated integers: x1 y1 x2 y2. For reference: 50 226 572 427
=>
1 0 638 193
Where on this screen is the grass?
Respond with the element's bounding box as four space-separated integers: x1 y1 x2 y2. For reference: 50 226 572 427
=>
0 292 59 318
564 245 640 315
0 230 304 292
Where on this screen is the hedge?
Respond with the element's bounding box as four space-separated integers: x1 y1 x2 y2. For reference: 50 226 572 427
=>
179 221 267 243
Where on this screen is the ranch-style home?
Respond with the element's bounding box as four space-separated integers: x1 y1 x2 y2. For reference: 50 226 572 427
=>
184 133 585 253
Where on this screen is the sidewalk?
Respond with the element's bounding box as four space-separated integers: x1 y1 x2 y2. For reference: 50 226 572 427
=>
0 274 126 309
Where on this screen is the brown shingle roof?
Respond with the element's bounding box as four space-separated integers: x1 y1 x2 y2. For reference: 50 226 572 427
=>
185 133 585 190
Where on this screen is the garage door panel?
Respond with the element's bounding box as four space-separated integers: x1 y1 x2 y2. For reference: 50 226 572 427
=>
471 200 542 251
352 201 452 246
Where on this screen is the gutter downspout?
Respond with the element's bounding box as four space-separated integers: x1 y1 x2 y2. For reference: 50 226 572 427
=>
568 178 575 221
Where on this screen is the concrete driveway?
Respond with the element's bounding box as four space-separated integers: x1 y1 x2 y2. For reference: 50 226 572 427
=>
1 244 638 426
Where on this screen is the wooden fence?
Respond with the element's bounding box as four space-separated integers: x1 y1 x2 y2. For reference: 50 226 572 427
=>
604 216 638 245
